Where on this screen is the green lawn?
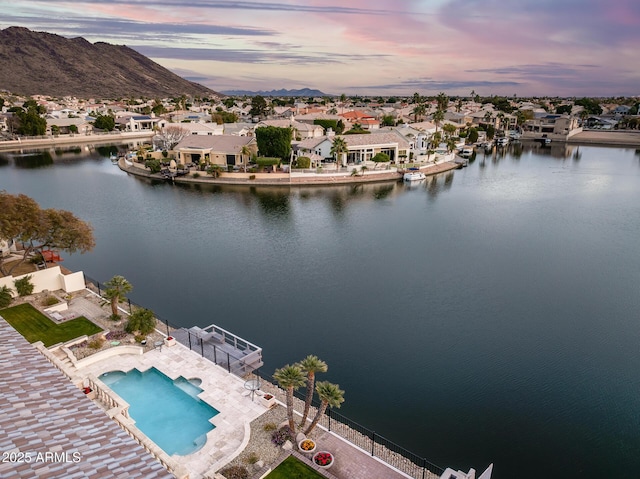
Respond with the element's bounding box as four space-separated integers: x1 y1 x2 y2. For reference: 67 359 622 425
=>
265 455 326 479
0 303 102 347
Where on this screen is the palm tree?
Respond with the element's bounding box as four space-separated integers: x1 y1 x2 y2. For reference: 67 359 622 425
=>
432 109 445 136
240 145 251 172
496 112 505 133
104 275 132 319
483 111 493 127
297 355 328 427
330 137 349 170
273 364 306 432
304 381 345 436
412 103 426 122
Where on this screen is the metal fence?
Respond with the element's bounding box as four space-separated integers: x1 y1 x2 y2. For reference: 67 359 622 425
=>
84 273 443 479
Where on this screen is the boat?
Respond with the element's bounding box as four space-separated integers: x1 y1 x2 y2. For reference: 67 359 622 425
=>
454 158 468 168
458 147 474 158
109 153 118 163
508 131 521 141
482 141 493 152
496 137 509 147
403 171 426 181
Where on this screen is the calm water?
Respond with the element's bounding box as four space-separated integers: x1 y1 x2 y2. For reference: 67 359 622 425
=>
1 142 639 478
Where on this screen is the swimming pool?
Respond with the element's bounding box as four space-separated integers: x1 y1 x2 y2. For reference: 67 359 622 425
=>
99 367 219 456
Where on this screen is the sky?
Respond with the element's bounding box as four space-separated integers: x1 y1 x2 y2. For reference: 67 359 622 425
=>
2 0 639 97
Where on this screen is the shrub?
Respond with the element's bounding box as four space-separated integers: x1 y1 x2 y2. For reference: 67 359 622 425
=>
109 313 121 322
145 159 162 173
296 156 311 169
192 172 200 178
263 422 277 432
125 308 156 335
219 465 249 479
0 285 13 308
42 295 60 306
249 174 256 180
271 426 294 446
244 452 259 465
162 150 168 158
14 275 34 297
87 338 104 349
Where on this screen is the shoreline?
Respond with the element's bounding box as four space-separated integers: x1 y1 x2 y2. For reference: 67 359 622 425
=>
0 131 154 150
118 158 461 187
566 130 640 147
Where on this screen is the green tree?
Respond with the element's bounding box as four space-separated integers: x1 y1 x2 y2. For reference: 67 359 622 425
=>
211 111 238 124
0 192 95 276
303 381 345 435
125 308 156 336
51 125 60 136
145 159 162 173
371 152 390 168
152 100 166 116
240 145 251 172
574 98 602 115
273 364 306 432
255 126 292 161
442 123 457 140
468 128 479 144
69 124 78 134
93 114 116 131
295 156 311 169
297 355 328 427
104 275 133 319
14 275 34 296
0 285 13 308
555 104 572 115
17 107 47 136
249 95 268 118
486 124 496 140
330 137 349 169
223 98 236 109
381 115 395 127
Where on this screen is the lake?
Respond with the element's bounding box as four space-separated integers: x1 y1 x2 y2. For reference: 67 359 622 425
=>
1 142 639 478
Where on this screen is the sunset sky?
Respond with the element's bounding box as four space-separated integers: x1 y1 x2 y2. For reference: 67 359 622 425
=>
2 0 639 97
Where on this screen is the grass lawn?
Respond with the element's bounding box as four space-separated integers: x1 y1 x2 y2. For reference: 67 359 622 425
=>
0 303 102 347
265 455 326 479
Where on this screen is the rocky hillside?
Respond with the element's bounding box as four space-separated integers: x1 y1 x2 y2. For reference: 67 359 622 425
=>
0 27 217 99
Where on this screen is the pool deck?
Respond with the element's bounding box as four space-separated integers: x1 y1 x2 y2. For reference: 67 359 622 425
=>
77 341 266 478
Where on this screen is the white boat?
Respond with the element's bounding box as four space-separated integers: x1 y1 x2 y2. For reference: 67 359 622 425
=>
508 131 521 140
496 137 509 146
403 171 426 181
109 153 118 163
459 147 474 158
482 141 493 151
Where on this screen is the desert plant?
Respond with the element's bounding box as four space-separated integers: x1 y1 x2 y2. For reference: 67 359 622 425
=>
125 308 156 335
271 426 294 446
103 275 132 319
297 355 328 427
244 452 259 465
262 422 277 432
14 275 34 296
219 465 249 479
42 295 60 306
273 364 306 432
87 338 104 349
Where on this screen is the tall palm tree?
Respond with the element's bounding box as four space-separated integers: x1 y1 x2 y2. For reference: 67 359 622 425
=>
412 103 426 122
432 109 445 136
496 112 505 133
304 381 345 435
273 364 306 432
297 355 328 427
104 275 132 318
330 137 349 170
240 145 251 172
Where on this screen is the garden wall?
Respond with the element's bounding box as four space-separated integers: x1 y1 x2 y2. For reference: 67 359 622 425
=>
0 266 86 295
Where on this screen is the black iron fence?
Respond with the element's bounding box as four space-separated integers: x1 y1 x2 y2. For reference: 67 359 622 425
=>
84 274 444 479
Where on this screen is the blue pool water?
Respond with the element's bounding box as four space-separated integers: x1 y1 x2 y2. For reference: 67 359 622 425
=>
99 367 219 456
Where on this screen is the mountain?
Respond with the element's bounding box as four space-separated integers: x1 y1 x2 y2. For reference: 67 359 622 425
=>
0 27 217 99
221 88 328 97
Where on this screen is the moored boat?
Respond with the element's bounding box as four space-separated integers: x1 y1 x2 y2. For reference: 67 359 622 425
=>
403 171 426 181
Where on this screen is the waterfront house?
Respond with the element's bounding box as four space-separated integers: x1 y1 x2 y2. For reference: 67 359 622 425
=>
46 117 93 135
292 137 334 166
522 114 582 140
174 135 257 167
179 122 224 136
116 114 166 132
337 130 410 165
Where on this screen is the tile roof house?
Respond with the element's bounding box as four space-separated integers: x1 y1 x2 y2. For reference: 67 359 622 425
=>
174 134 257 167
0 319 174 479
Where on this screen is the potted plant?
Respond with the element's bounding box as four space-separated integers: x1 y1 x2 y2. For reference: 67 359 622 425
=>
260 392 276 408
82 386 96 400
298 439 316 454
164 336 176 347
312 451 333 469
